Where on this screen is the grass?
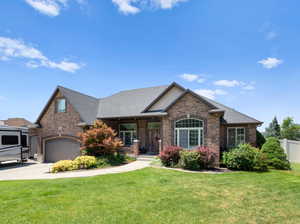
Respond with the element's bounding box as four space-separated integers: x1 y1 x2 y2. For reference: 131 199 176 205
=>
1 165 300 224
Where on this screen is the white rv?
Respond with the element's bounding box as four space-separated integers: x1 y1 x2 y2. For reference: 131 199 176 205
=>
0 125 29 163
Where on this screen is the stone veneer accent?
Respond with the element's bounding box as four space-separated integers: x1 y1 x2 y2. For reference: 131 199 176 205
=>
161 93 223 162
35 91 83 161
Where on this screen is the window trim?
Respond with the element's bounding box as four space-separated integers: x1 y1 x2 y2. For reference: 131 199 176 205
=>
56 98 67 113
174 118 204 149
119 123 137 146
227 127 246 148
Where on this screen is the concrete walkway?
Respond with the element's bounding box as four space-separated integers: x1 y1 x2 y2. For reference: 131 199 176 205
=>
0 157 153 181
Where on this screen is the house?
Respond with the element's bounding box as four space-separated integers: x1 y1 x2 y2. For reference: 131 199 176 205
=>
0 118 32 127
30 82 262 163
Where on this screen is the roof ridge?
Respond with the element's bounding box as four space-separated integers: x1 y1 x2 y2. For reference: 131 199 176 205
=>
117 84 169 93
58 85 98 100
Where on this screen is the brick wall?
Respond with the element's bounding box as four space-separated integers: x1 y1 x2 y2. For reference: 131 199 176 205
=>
161 93 222 162
35 90 83 160
220 123 258 149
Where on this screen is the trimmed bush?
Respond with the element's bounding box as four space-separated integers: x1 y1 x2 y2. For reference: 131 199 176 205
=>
196 146 217 169
74 156 97 169
179 151 201 170
51 160 78 173
223 144 268 172
159 146 183 167
261 137 291 170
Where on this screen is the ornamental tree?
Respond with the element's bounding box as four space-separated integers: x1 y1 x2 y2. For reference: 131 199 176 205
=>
79 120 123 156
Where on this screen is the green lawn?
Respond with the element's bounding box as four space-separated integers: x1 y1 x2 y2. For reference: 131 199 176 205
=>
1 165 300 224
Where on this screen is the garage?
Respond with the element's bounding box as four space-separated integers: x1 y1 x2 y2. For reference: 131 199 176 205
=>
45 138 80 163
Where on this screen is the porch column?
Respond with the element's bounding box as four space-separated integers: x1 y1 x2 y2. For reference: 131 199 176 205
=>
132 139 140 156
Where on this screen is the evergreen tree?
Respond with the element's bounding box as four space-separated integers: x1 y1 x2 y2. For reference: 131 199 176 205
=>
265 117 281 138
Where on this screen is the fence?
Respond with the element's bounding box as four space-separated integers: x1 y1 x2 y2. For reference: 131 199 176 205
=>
280 139 300 163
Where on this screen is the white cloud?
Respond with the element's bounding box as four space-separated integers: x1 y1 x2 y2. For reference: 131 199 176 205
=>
180 73 206 83
214 80 241 87
0 37 82 73
194 89 227 100
0 96 6 101
180 73 198 82
152 0 187 9
258 57 283 69
242 85 255 90
265 31 277 40
25 0 86 16
25 0 64 16
112 0 140 14
112 0 188 14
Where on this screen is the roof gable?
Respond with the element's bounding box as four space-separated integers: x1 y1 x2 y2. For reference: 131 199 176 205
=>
36 86 99 125
164 89 218 112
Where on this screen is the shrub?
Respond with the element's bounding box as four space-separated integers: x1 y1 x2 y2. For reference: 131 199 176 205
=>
179 151 201 170
74 156 97 169
257 130 266 149
159 146 183 167
196 146 217 169
79 120 123 156
223 144 268 172
261 137 291 170
51 160 78 173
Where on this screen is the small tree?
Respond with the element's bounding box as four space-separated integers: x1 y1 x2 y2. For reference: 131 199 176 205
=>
281 117 300 141
261 137 291 170
256 130 266 149
79 120 123 156
265 116 281 138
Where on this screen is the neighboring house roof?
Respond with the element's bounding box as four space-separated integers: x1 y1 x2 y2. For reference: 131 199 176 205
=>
1 118 32 127
36 82 262 125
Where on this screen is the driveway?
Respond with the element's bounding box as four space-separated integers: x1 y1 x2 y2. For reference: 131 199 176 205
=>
0 158 152 181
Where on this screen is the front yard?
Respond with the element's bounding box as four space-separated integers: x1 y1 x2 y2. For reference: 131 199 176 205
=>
1 165 300 224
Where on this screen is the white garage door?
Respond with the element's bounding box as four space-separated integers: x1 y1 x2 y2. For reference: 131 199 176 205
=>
45 138 80 163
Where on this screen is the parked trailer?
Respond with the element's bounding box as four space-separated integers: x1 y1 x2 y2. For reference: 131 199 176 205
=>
0 125 30 163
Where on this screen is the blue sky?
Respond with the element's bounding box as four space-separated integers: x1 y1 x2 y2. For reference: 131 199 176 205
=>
0 0 299 130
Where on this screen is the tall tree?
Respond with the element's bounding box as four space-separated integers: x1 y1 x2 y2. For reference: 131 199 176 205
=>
265 117 281 138
281 117 300 141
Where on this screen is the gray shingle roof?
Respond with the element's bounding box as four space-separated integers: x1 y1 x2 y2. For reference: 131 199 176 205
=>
202 96 262 124
38 83 261 126
58 86 99 125
97 85 168 118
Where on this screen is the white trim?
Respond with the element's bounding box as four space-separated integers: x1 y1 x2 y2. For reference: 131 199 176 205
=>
174 118 204 149
227 127 246 147
119 123 137 146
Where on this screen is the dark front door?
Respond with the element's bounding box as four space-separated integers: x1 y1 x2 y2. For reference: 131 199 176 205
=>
147 122 161 154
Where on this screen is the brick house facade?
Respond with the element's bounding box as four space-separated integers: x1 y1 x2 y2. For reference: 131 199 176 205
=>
31 82 262 163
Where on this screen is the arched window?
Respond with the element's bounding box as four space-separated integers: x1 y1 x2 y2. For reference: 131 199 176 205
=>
174 118 204 149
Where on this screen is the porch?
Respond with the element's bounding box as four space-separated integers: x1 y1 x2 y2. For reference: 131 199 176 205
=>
102 117 163 155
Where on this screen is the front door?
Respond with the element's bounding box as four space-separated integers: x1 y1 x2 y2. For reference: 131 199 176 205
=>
147 122 161 154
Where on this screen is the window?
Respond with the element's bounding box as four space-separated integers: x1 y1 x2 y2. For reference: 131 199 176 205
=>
1 135 19 145
119 123 137 146
56 98 66 113
21 135 28 147
174 118 204 149
227 127 245 148
148 122 161 129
